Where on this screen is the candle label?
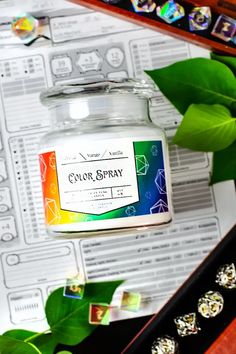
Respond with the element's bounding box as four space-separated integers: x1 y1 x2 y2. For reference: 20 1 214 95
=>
39 139 169 225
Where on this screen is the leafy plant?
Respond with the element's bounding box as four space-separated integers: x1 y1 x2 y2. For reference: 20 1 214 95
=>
0 280 122 354
146 56 236 184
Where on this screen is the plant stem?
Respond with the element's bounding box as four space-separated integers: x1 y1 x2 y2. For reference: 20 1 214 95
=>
28 342 43 354
24 329 51 343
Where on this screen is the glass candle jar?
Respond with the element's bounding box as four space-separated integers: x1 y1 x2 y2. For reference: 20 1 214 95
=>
39 79 172 237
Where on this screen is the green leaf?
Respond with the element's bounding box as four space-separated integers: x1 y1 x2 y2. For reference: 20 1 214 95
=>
3 330 57 354
211 140 236 184
173 104 236 151
146 58 236 114
32 335 57 354
45 280 123 346
0 335 41 354
3 330 37 341
211 53 236 77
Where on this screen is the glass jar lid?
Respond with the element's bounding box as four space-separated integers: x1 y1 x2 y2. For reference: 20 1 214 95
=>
40 78 156 107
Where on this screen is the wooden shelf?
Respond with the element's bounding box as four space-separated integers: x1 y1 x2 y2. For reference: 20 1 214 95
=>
69 0 236 56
